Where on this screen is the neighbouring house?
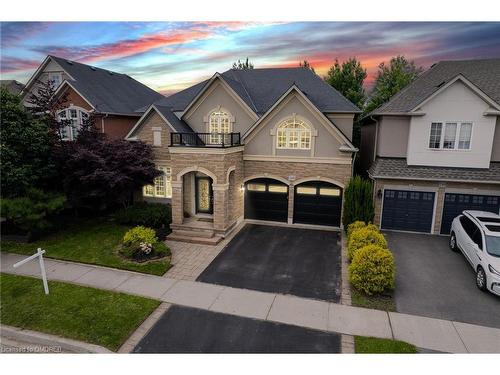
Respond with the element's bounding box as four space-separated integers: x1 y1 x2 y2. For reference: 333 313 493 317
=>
1 79 25 95
360 58 500 235
20 55 163 139
126 68 360 243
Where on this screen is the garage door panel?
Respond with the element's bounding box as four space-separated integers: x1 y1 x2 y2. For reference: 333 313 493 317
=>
381 189 435 233
440 193 500 234
244 179 288 222
293 182 342 227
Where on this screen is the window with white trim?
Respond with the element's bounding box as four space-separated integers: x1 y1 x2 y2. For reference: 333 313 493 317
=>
428 122 472 150
57 107 89 141
48 72 62 88
209 110 231 144
276 117 311 149
143 166 172 198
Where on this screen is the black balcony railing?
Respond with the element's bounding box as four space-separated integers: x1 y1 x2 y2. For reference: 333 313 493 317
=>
170 132 241 148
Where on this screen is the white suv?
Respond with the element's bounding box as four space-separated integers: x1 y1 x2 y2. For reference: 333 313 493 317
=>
450 210 500 296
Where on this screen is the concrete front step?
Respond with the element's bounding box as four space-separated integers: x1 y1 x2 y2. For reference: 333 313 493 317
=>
172 229 214 239
166 233 223 245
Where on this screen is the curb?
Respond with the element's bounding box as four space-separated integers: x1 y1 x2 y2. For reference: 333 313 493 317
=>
0 325 112 353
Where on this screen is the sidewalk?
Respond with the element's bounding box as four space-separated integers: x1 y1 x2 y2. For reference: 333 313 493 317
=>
2 252 499 353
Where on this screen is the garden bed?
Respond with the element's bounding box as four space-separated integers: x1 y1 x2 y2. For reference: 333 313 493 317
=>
1 219 171 276
0 273 160 351
355 336 417 353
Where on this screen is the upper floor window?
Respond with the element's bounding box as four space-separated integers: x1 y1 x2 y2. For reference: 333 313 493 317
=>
276 117 311 150
57 107 89 141
48 72 62 88
209 110 231 144
428 122 472 150
143 166 172 198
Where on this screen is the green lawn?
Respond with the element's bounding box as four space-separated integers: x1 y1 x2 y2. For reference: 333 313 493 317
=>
1 273 160 351
355 336 417 354
351 287 396 312
1 220 171 275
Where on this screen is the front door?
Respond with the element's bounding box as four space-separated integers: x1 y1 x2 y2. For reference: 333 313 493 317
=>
195 176 213 214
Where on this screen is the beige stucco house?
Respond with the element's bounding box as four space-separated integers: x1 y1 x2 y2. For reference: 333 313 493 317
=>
126 68 360 243
361 58 500 235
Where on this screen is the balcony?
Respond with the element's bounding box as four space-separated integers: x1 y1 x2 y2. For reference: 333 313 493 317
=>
170 132 241 148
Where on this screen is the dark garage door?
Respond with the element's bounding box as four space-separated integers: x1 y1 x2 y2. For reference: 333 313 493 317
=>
440 193 500 234
293 182 342 227
381 189 435 233
244 178 288 222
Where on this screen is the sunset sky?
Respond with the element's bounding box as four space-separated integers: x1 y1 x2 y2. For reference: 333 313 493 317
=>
1 22 500 96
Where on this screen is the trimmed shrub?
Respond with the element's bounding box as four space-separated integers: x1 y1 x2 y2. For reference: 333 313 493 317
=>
349 245 395 295
114 202 171 228
123 226 158 246
347 227 387 261
342 176 374 232
347 221 366 238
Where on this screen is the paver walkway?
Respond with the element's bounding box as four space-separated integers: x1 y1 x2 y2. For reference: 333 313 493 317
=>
2 252 499 353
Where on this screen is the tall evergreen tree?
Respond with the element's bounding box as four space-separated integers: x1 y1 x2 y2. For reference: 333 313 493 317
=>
299 60 316 73
232 58 254 70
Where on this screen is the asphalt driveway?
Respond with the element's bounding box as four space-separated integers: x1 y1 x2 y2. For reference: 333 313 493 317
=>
386 231 500 328
133 306 341 353
197 224 341 302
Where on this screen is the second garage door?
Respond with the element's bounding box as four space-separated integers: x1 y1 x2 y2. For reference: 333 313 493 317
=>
440 193 500 234
293 182 342 227
381 189 435 233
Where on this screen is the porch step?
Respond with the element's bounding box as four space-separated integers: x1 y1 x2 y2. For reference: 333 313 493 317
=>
166 232 223 245
172 228 214 239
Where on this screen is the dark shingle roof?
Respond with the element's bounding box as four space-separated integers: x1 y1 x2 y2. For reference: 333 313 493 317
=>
154 105 193 133
373 58 500 115
50 56 163 115
1 80 24 95
153 68 360 115
369 158 500 183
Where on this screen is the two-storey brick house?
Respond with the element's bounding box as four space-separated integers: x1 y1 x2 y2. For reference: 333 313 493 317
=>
126 68 360 243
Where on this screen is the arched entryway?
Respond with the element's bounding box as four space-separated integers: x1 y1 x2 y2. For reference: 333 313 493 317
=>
293 181 342 226
244 178 289 222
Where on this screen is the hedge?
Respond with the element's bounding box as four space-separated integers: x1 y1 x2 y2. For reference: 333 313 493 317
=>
349 245 395 295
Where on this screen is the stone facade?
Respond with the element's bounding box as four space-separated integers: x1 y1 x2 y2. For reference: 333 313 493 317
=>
373 178 500 234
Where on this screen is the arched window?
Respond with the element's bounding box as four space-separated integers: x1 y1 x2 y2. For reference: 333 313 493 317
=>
276 117 311 149
209 110 231 144
57 107 89 141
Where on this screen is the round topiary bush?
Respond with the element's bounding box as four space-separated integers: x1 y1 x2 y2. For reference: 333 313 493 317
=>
347 227 387 261
349 244 395 295
120 226 170 262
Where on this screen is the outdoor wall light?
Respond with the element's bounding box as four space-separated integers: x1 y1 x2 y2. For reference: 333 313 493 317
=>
377 189 382 198
240 184 245 191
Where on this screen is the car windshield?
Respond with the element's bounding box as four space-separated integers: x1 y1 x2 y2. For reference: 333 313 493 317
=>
485 236 500 257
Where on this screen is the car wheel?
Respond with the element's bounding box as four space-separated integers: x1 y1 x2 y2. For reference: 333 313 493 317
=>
476 266 487 291
449 232 458 252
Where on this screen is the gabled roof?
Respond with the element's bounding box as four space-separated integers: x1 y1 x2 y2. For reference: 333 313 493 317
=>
372 58 500 115
24 55 164 116
243 84 357 151
126 105 193 140
151 68 361 115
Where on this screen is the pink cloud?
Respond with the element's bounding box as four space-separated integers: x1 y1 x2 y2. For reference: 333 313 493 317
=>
0 57 41 73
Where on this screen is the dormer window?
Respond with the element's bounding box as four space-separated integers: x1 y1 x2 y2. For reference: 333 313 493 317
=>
428 122 472 150
209 109 231 144
276 117 311 150
57 107 89 141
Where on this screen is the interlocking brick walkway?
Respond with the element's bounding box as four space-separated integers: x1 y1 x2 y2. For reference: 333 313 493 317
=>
164 222 245 281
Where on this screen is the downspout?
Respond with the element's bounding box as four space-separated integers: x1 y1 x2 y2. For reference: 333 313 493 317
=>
101 113 109 133
370 115 379 164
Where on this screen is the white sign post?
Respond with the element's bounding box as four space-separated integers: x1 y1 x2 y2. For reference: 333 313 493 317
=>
13 248 49 295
